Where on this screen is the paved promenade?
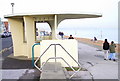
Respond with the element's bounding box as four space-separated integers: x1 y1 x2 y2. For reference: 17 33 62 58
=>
78 41 118 79
1 41 119 80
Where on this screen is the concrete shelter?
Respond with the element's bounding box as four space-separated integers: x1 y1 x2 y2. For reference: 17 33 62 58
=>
4 13 102 66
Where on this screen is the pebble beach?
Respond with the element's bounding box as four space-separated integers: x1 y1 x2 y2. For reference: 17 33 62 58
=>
65 36 120 54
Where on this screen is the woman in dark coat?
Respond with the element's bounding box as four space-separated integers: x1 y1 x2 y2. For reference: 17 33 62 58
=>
103 39 109 60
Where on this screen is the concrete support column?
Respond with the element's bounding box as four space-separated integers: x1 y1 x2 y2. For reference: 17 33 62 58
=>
23 16 35 58
8 18 24 56
51 15 57 40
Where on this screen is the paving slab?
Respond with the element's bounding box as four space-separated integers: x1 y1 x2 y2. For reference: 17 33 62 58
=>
1 69 27 79
1 69 40 81
40 62 66 79
68 71 92 79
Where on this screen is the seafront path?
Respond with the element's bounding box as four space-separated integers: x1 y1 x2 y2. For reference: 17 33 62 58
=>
0 40 119 80
77 41 118 79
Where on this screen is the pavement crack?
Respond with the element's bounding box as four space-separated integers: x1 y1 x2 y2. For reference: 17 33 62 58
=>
87 61 94 66
79 60 94 81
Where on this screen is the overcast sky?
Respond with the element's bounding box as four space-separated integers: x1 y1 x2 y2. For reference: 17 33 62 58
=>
0 0 119 29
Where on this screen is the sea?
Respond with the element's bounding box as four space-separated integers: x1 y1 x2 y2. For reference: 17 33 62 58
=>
58 27 119 44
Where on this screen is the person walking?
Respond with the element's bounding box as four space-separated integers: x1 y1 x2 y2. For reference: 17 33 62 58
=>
103 39 109 60
61 32 64 39
59 32 64 39
109 41 116 61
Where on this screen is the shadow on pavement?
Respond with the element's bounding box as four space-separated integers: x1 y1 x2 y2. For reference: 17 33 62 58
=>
2 57 33 69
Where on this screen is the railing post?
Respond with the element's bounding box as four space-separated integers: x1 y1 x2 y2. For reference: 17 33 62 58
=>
54 44 57 72
32 43 40 67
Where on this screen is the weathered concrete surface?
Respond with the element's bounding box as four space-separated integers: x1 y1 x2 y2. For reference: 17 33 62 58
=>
1 69 27 79
40 62 66 79
67 71 92 79
1 69 40 81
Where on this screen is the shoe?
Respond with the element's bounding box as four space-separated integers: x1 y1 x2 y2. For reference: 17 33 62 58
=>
113 59 116 61
109 58 111 60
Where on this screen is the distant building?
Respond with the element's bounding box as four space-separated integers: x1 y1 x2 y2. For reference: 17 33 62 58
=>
0 18 9 33
4 21 9 32
0 18 1 33
0 18 5 33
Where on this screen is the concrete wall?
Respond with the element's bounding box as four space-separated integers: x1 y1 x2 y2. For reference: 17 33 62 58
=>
8 16 36 58
8 18 25 56
23 16 35 58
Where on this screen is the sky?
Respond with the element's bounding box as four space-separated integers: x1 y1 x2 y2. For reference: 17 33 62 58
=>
0 0 119 29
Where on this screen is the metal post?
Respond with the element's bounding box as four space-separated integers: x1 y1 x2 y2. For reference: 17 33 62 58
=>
55 44 56 62
11 3 14 14
54 44 57 72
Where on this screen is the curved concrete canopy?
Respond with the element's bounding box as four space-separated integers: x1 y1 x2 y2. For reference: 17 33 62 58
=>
4 13 102 26
4 12 102 18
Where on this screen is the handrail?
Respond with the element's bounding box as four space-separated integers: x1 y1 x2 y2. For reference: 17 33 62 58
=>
34 44 52 69
32 43 40 67
34 44 82 79
40 57 76 72
41 57 81 79
58 44 82 67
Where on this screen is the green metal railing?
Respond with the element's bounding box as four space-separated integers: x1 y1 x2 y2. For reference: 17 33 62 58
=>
32 43 40 67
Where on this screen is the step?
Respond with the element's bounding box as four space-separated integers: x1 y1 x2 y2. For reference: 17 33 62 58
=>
40 62 66 79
